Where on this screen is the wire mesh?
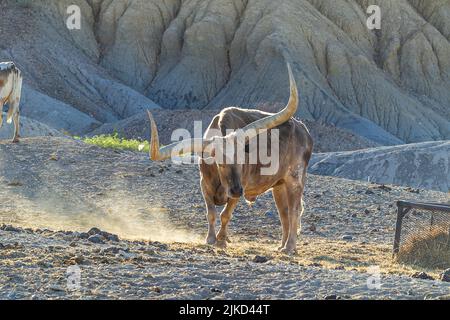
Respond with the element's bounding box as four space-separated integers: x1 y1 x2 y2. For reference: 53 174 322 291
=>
394 201 450 269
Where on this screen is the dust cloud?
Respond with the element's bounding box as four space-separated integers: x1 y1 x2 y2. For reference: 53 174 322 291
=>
0 189 203 244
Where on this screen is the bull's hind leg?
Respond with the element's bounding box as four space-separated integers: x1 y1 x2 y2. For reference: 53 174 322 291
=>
281 168 307 255
273 184 289 251
216 198 239 248
280 184 302 254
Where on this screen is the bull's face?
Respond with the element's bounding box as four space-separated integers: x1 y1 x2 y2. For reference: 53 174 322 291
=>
216 162 243 198
205 135 246 199
216 159 244 199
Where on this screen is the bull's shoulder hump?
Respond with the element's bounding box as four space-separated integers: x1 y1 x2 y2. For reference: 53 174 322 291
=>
220 107 272 118
218 108 273 131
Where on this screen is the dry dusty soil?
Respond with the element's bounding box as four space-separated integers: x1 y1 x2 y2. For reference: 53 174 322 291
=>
0 138 449 300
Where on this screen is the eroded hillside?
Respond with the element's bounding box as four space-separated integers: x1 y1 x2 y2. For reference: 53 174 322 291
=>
1 0 450 144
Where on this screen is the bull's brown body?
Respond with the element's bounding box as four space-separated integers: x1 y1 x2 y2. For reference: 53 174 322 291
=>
148 64 313 254
200 107 313 253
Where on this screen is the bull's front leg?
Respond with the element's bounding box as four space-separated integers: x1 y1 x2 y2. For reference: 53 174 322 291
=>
205 202 218 245
200 177 219 245
216 198 239 248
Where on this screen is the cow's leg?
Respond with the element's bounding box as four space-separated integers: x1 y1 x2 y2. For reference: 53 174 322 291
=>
0 101 3 129
5 100 18 142
7 100 20 143
216 198 239 248
9 73 22 143
6 100 15 122
12 110 20 143
273 184 289 250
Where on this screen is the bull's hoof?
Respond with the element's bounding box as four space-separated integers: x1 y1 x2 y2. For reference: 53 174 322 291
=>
11 138 19 143
215 239 228 249
280 246 297 256
216 233 231 244
206 235 217 245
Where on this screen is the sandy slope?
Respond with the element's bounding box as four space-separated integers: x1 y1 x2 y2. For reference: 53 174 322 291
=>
0 137 449 299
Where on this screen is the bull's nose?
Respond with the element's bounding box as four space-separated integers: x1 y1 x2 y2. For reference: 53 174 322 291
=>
230 186 243 198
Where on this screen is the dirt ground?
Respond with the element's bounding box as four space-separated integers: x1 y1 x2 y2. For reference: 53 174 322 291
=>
0 137 449 300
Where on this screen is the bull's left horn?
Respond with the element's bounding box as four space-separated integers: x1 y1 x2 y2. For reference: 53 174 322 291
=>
147 111 209 161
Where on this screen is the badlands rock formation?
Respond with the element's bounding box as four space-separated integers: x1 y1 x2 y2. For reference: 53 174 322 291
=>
0 0 449 144
0 0 160 129
21 85 100 135
309 140 450 192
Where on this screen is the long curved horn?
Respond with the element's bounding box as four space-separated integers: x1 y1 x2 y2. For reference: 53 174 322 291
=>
242 63 298 138
147 111 208 161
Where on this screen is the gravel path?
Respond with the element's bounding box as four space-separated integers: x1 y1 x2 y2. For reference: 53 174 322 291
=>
1 226 449 300
0 138 449 300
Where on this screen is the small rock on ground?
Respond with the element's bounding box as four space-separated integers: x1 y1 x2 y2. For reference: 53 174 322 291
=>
411 272 434 281
441 269 450 282
253 256 269 263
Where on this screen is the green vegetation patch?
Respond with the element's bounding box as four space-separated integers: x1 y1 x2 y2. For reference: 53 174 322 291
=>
75 133 149 153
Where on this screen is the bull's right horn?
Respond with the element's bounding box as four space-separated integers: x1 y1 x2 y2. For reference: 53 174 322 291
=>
240 63 298 140
147 111 208 161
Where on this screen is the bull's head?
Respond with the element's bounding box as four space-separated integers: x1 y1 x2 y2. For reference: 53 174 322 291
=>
147 63 298 199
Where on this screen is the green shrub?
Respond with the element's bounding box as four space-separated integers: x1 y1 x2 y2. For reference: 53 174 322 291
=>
75 133 149 153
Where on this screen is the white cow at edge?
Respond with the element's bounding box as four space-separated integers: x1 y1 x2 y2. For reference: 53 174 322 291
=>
0 61 23 143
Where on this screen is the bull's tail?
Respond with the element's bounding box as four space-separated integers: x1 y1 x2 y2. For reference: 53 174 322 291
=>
6 68 22 124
